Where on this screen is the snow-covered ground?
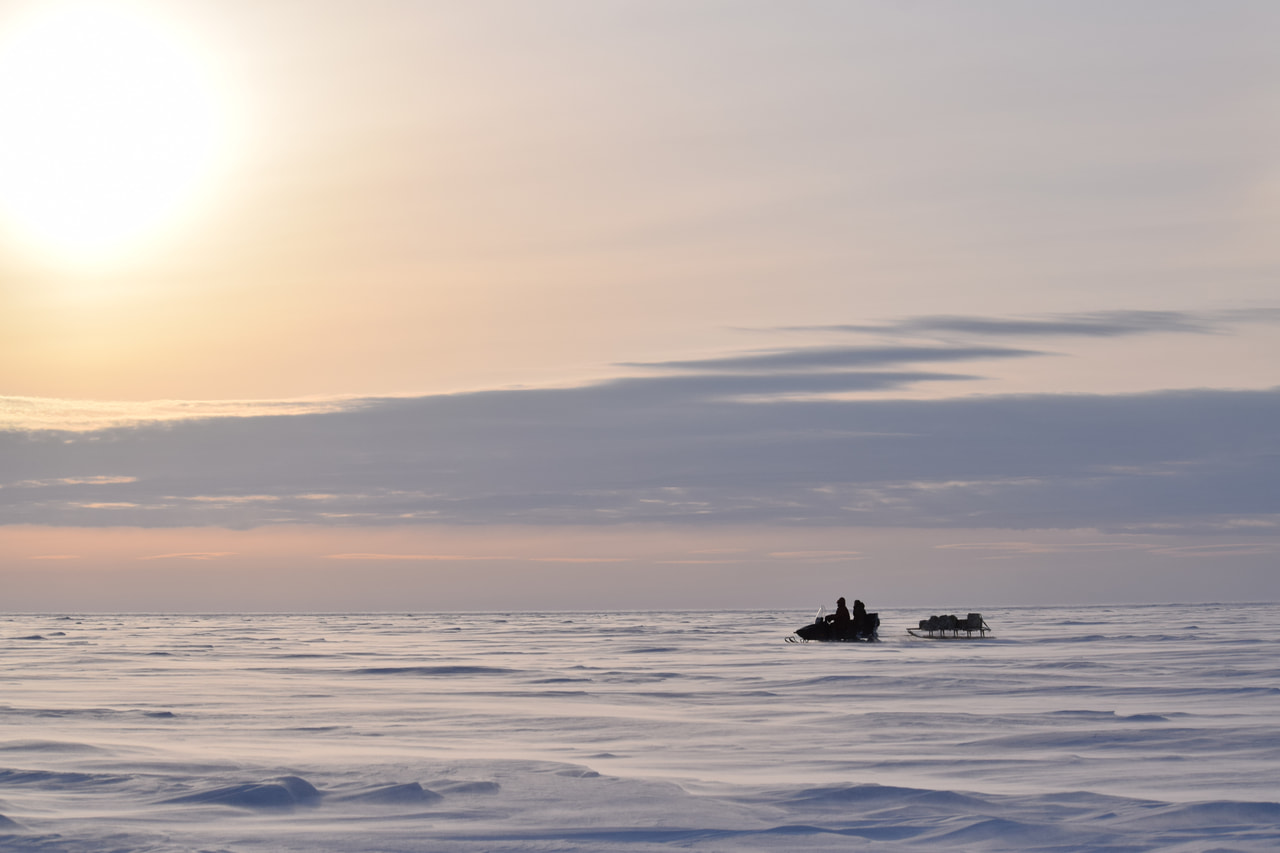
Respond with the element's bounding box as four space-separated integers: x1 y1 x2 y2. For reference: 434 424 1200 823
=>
1 603 1277 851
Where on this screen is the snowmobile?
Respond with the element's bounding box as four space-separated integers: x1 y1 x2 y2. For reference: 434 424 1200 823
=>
786 610 880 643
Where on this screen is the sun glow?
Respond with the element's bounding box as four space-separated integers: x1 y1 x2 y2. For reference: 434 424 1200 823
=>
0 2 234 266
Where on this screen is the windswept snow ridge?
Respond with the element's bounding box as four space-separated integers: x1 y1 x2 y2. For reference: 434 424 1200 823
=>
0 604 1277 851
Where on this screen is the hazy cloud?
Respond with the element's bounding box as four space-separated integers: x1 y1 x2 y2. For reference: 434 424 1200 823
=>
138 552 237 561
591 369 975 398
1149 543 1278 557
768 550 864 563
323 553 511 561
0 396 361 432
933 539 1280 560
934 541 1154 557
2 374 1277 535
774 309 1280 339
6 476 139 488
623 346 1039 372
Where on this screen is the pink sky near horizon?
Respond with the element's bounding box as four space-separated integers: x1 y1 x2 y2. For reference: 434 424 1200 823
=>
2 524 1274 612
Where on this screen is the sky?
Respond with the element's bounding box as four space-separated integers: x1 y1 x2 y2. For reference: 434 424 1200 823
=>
1 0 1278 611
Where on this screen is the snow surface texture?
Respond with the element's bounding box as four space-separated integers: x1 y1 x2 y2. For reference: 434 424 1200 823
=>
0 603 1277 852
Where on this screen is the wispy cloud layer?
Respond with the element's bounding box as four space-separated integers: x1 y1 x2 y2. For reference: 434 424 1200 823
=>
138 552 237 561
623 346 1039 372
774 309 1279 339
3 377 1276 535
0 396 364 432
5 310 1278 536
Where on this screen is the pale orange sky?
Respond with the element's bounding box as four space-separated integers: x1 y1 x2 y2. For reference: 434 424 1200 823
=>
0 1 1276 402
1 2 1278 610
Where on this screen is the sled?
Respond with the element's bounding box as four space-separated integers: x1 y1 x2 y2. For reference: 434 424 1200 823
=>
907 613 993 639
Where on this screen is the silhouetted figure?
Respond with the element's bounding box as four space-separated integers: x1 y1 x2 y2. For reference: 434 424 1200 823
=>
852 599 867 635
827 597 851 629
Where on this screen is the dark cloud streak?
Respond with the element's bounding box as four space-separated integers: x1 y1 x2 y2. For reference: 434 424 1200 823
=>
622 345 1039 372
777 309 1234 338
2 376 1277 534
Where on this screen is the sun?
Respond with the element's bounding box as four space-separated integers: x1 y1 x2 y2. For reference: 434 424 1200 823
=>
0 2 233 266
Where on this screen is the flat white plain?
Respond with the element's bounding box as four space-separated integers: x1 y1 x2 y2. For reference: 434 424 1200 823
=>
1 603 1277 852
